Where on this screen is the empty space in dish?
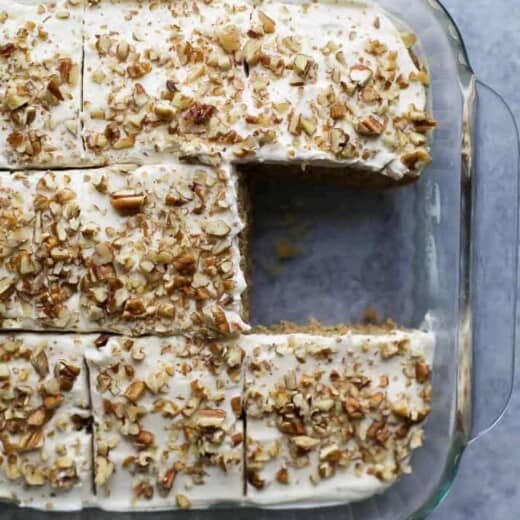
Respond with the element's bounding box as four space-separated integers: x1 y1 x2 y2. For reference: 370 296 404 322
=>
247 171 421 328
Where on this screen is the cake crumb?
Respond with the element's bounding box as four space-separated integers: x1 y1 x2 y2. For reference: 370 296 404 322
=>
275 239 302 260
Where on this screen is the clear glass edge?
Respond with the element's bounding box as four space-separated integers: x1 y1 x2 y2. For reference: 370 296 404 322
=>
412 2 518 519
468 81 519 444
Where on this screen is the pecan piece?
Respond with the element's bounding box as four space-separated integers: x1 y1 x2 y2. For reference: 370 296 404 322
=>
355 115 386 136
183 103 216 125
110 192 145 215
54 361 80 391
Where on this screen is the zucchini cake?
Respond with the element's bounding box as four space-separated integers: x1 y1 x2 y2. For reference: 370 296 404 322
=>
0 0 436 511
0 0 84 169
0 330 432 509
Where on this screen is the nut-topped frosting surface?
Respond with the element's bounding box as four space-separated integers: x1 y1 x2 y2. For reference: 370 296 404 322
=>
1 0 434 178
0 334 92 510
0 0 84 169
243 331 434 504
85 334 244 510
83 0 252 166
0 0 437 512
0 164 247 337
83 0 434 178
0 331 434 510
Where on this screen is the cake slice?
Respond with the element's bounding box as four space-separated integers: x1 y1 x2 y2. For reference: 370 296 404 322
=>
237 1 435 181
242 329 434 505
0 161 248 337
82 0 251 165
85 334 244 510
0 170 85 331
0 0 85 168
0 334 92 510
79 162 248 336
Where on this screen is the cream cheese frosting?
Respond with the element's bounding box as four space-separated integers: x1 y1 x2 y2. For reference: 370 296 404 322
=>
242 330 434 505
0 328 434 510
0 0 434 178
0 163 248 337
237 0 433 179
0 333 92 510
81 0 435 179
82 0 252 165
0 0 85 168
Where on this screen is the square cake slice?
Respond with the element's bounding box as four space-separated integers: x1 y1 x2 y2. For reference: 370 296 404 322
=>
243 329 434 505
82 0 251 165
85 334 244 510
0 170 83 331
0 334 92 510
79 162 248 336
0 0 85 168
237 1 434 181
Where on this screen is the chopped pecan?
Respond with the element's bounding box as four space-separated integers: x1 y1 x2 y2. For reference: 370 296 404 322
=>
183 103 216 125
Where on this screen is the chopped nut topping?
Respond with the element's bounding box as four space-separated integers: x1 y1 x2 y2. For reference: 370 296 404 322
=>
109 192 145 215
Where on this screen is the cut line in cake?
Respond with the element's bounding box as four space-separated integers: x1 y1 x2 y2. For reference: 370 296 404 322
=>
1 0 435 183
0 329 433 510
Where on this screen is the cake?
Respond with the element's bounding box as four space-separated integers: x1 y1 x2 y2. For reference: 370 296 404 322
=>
0 164 247 336
85 334 244 510
0 0 84 168
242 330 433 504
0 330 433 509
0 0 436 511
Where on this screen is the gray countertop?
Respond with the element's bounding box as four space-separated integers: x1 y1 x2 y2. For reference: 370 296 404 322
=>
433 1 520 519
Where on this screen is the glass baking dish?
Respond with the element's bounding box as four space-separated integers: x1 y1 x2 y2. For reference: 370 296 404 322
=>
1 0 518 518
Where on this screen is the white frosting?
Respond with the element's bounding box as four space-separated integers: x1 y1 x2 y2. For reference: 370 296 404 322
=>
0 0 85 168
0 173 37 328
242 329 434 505
77 162 248 336
0 328 434 510
85 335 244 510
0 333 92 510
81 0 433 179
0 162 248 337
82 0 252 165
239 0 428 178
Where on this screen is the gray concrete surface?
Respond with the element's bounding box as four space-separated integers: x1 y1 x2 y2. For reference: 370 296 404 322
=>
433 1 520 519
